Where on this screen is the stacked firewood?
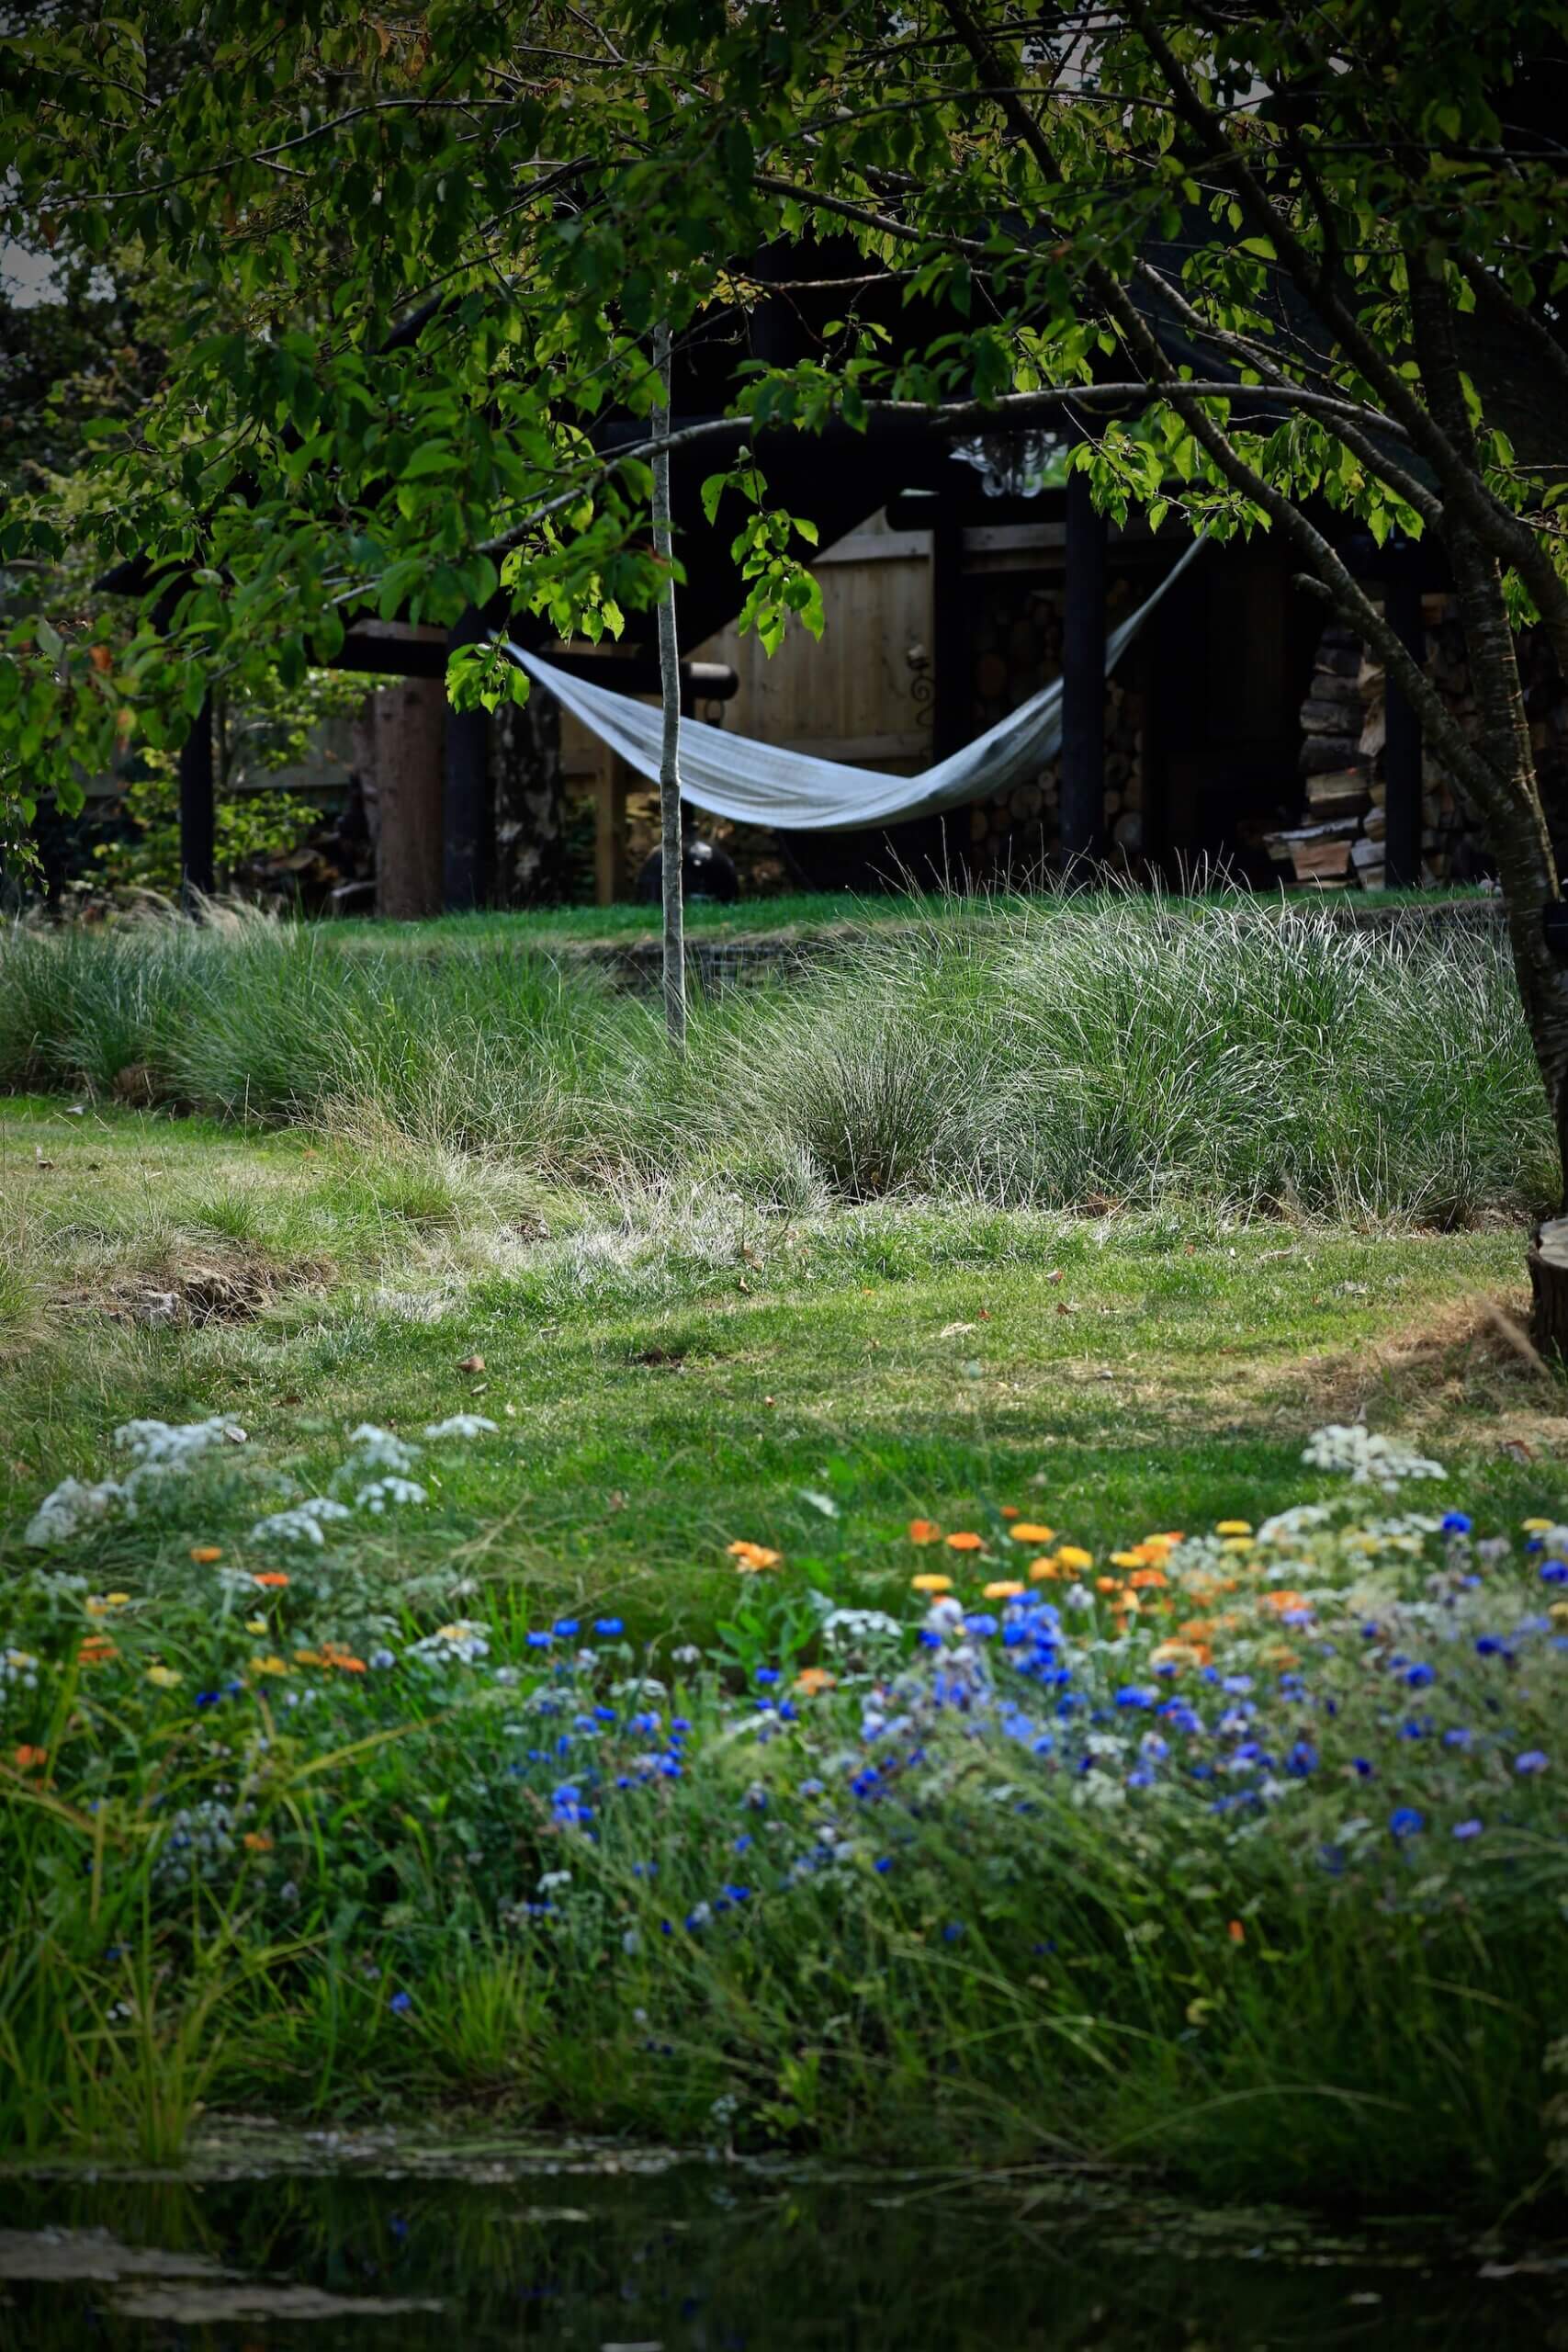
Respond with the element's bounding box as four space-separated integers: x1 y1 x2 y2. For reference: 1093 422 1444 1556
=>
1269 602 1493 889
964 579 1146 872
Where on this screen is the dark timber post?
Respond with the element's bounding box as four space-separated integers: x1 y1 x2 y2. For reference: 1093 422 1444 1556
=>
443 606 490 909
931 509 967 763
178 690 216 903
1382 552 1424 888
1061 437 1107 866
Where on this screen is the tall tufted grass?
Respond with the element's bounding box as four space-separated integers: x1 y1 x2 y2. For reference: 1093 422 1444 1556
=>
0 894 1551 1223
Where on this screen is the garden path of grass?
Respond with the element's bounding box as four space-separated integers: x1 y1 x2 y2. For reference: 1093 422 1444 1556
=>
4 1097 1565 1622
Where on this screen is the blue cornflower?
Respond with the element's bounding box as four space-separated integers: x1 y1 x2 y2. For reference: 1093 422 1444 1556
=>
526 1631 553 1649
733 1833 753 1854
1126 1768 1155 1789
1114 1686 1155 1710
1515 1749 1549 1774
1540 1560 1568 1586
1389 1807 1424 1838
963 1614 998 1639
755 1668 782 1687
553 1619 580 1638
1444 1725 1474 1748
942 1921 964 1942
1452 1819 1483 1839
874 1857 893 1874
1351 1757 1375 1778
1475 1636 1506 1657
592 1706 617 1724
1441 1512 1472 1535
194 1690 220 1709
593 1617 626 1634
722 1883 751 1904
389 1989 413 2015
1404 1663 1435 1689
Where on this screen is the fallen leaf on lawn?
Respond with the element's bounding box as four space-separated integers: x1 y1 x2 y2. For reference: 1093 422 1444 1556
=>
457 1354 485 1374
939 1321 978 1338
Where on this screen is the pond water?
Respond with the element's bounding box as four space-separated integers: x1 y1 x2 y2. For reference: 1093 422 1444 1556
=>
1 2128 1564 2350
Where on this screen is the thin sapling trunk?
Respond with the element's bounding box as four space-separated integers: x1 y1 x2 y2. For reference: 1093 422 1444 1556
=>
652 319 686 1051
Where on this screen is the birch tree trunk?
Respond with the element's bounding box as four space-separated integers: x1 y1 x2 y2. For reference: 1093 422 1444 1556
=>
651 319 686 1050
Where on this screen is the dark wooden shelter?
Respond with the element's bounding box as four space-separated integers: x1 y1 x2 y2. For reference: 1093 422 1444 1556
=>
98 243 1445 908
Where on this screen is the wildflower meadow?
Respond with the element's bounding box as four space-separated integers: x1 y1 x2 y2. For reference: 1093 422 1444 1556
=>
4 1392 1565 2213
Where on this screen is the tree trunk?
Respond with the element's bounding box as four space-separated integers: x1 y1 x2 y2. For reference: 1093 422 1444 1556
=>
371 675 445 919
652 318 686 1050
1528 1219 1568 1363
493 683 567 903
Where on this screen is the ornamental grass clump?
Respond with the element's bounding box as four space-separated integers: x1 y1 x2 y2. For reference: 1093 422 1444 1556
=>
0 892 1551 1221
2 1408 1564 2208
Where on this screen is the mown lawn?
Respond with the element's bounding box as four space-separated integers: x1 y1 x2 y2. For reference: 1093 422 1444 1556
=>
4 1096 1565 1617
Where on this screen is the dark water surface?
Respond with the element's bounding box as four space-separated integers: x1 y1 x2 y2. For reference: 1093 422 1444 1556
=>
2 2128 1564 2350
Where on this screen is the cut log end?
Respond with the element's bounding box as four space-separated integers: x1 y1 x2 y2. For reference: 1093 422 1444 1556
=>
1528 1216 1568 1361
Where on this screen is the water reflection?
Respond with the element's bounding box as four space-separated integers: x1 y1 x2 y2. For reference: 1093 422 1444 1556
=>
1 2151 1564 2349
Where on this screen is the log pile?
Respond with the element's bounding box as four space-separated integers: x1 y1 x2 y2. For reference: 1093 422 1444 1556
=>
1269 601 1485 889
964 578 1145 873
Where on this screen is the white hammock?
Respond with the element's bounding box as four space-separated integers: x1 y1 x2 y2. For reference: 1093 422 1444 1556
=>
497 532 1204 833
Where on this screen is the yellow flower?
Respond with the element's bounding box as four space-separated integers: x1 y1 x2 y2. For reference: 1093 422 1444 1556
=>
1523 1517 1555 1532
1028 1556 1059 1581
1008 1523 1055 1544
252 1655 291 1677
983 1580 1024 1600
1109 1551 1144 1569
1215 1520 1251 1537
1221 1536 1254 1555
911 1572 953 1594
245 1615 267 1634
1056 1544 1092 1571
145 1665 182 1690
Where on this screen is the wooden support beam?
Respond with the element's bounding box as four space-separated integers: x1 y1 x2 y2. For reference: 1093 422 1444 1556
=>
443 608 490 909
1382 552 1424 888
931 508 967 762
594 756 634 906
1060 453 1106 865
178 691 216 903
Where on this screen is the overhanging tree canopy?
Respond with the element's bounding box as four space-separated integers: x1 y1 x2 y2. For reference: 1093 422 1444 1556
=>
4 2 1568 1217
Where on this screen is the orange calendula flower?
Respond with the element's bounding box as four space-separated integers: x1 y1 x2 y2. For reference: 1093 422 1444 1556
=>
78 1637 118 1666
1056 1544 1092 1571
1008 1523 1055 1544
944 1532 984 1552
1227 1919 1246 1944
911 1572 953 1594
795 1666 838 1697
728 1541 781 1573
983 1580 1025 1601
243 1831 273 1853
254 1572 289 1590
908 1520 942 1545
1262 1590 1308 1616
1000 1505 1021 1521
1028 1557 1059 1582
1129 1566 1168 1590
14 1746 47 1770
190 1545 222 1565
1095 1575 1123 1594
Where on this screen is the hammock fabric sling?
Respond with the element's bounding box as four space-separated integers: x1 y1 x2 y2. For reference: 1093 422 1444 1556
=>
497 532 1204 834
